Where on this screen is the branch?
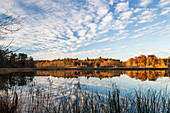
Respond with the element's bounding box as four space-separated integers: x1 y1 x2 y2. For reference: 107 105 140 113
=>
0 13 24 39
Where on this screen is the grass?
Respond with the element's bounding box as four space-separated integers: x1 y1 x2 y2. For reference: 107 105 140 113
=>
0 79 169 113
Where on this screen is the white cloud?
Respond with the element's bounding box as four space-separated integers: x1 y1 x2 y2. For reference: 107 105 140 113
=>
158 0 170 7
135 43 143 47
109 0 114 5
97 7 108 17
0 0 169 60
115 2 129 13
134 8 143 13
78 30 87 37
0 0 119 57
120 45 127 49
96 37 114 43
131 33 144 38
116 30 129 36
114 20 126 30
98 12 114 29
84 15 93 22
161 7 170 15
137 9 158 23
150 24 170 36
103 13 113 23
87 23 97 31
139 0 152 7
131 20 170 41
31 48 113 60
134 20 167 33
116 36 127 40
119 11 133 20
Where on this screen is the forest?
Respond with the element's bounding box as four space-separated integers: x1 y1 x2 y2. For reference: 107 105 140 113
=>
0 49 34 68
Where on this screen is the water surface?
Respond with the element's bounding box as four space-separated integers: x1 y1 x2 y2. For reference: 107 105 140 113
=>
0 70 169 93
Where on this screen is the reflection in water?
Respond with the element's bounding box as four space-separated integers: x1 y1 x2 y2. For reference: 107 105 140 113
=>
36 70 170 81
0 70 169 91
0 72 35 90
124 70 170 81
36 70 121 79
0 70 169 112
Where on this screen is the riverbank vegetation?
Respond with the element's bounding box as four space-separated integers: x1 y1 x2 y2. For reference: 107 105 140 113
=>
0 79 169 113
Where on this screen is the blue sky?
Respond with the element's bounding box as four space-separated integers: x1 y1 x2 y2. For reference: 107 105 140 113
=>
0 0 169 60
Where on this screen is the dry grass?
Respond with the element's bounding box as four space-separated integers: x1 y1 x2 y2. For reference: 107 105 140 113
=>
0 79 169 113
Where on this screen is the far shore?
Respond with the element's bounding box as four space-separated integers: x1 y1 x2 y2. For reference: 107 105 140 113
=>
0 67 170 74
35 67 170 70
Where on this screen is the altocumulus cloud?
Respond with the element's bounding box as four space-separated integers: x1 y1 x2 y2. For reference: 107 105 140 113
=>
0 0 169 60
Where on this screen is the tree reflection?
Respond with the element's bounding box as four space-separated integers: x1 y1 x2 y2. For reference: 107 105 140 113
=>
36 70 170 81
0 70 169 90
0 72 35 90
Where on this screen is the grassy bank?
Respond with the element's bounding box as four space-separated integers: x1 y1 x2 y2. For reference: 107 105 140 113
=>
0 80 169 113
0 68 36 74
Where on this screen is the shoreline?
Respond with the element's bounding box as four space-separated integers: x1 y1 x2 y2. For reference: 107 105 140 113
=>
35 67 170 71
0 67 169 73
0 68 35 74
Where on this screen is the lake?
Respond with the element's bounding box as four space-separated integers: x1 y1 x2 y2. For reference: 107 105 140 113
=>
0 70 170 112
1 70 170 91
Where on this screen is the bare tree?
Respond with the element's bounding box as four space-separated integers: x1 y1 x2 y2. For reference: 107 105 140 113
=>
0 13 23 39
0 13 24 67
0 12 24 50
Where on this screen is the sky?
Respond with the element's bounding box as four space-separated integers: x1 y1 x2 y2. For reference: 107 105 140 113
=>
0 0 170 61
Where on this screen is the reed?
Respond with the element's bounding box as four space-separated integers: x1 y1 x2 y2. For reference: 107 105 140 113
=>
0 79 169 113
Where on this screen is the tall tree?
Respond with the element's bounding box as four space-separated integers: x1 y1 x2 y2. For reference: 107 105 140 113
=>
28 56 34 67
9 52 17 67
18 53 27 67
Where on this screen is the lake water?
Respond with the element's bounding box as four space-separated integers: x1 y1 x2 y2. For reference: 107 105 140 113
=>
1 70 170 93
0 70 170 112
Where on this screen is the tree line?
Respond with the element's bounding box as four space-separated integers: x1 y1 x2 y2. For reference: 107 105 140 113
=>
0 48 34 68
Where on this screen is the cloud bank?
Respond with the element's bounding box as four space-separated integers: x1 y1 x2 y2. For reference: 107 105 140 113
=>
0 0 169 60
